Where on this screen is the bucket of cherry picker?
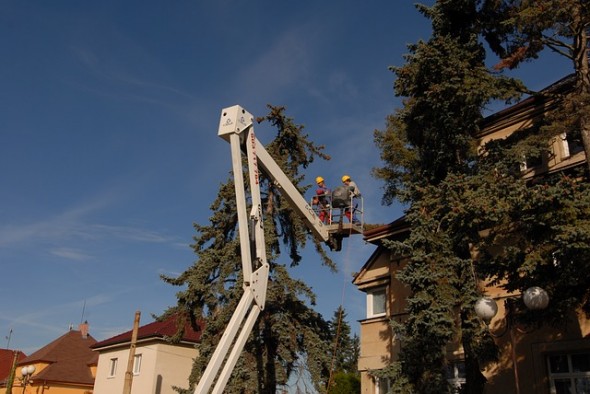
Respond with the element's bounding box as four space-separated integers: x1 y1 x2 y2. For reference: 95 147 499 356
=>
311 185 363 236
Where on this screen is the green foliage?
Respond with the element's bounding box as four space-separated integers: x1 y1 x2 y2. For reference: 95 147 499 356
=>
476 0 590 324
327 307 359 376
329 371 360 394
374 1 522 205
323 307 361 393
481 0 590 173
162 105 336 393
475 145 590 319
373 1 524 393
374 2 590 393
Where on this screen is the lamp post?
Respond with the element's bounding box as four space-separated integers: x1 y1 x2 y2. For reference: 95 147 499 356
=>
474 287 549 394
20 365 35 394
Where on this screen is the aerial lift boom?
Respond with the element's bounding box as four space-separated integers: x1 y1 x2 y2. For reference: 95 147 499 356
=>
194 105 360 393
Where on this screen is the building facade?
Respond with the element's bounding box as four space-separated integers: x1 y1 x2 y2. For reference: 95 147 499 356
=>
353 76 590 394
0 323 97 394
92 314 201 394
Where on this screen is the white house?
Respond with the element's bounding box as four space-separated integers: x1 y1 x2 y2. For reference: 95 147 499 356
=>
92 314 201 394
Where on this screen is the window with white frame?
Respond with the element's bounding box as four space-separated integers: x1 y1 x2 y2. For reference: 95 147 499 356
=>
375 376 390 394
560 132 584 158
367 287 387 318
133 354 142 375
548 352 590 393
108 358 118 377
446 361 466 393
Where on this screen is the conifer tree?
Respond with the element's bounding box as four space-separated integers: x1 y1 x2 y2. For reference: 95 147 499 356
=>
163 105 336 393
477 0 590 326
464 140 590 323
481 0 590 172
373 1 521 392
327 307 360 393
374 1 590 393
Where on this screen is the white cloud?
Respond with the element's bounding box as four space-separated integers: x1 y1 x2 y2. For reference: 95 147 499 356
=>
50 247 93 261
0 294 114 333
0 193 182 257
91 224 176 243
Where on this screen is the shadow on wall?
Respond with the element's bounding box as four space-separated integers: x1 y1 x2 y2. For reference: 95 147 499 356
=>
155 374 162 394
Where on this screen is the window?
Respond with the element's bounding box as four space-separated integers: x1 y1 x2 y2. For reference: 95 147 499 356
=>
520 154 542 171
548 352 590 394
367 287 387 318
446 361 466 393
133 354 142 375
108 358 118 377
375 377 390 394
560 132 584 158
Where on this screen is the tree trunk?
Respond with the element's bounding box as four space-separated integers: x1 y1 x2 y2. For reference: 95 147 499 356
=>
572 4 590 173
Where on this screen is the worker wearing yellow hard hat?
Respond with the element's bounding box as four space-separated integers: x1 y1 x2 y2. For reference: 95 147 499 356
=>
341 175 360 197
313 176 331 223
341 175 361 223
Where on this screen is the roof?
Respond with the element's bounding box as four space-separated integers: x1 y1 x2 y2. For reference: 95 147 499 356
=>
363 216 408 244
92 314 202 350
352 216 410 287
0 349 26 382
479 74 575 136
19 329 97 385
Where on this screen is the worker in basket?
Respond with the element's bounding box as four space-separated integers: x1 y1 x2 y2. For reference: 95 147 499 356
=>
339 174 361 224
313 176 331 224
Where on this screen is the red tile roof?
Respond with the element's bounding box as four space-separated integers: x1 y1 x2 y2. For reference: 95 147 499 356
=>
0 349 26 382
92 314 202 349
19 329 97 385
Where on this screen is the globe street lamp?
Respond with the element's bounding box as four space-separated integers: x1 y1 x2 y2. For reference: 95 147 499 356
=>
20 365 35 394
474 287 549 394
522 286 550 311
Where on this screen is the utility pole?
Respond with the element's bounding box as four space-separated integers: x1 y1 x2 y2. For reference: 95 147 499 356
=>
5 350 18 394
123 311 141 394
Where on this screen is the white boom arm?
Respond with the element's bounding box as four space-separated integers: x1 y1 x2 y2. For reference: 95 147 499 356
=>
193 105 340 393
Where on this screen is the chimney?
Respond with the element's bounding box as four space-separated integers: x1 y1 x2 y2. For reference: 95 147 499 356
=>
79 321 89 339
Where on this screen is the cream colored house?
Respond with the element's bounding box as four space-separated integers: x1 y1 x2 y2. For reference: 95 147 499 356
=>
353 76 590 394
92 315 201 394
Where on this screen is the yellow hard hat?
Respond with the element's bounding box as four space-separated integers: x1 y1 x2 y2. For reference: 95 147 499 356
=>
315 176 324 184
342 175 351 182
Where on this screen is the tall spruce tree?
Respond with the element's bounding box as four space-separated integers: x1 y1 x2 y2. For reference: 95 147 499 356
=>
374 1 590 393
162 105 337 393
326 307 360 393
373 1 522 392
481 0 590 172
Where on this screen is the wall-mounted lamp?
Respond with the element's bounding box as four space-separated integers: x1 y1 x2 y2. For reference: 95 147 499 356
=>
475 286 550 325
20 365 35 394
474 287 549 394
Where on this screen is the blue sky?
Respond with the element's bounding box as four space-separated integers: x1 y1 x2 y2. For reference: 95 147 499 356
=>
0 1 572 358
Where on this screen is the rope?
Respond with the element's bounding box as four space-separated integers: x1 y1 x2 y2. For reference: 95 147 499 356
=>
326 226 354 392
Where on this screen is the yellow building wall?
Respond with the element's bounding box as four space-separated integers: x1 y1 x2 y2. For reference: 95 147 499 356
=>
1 383 93 394
480 287 590 394
0 361 93 394
355 242 590 394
